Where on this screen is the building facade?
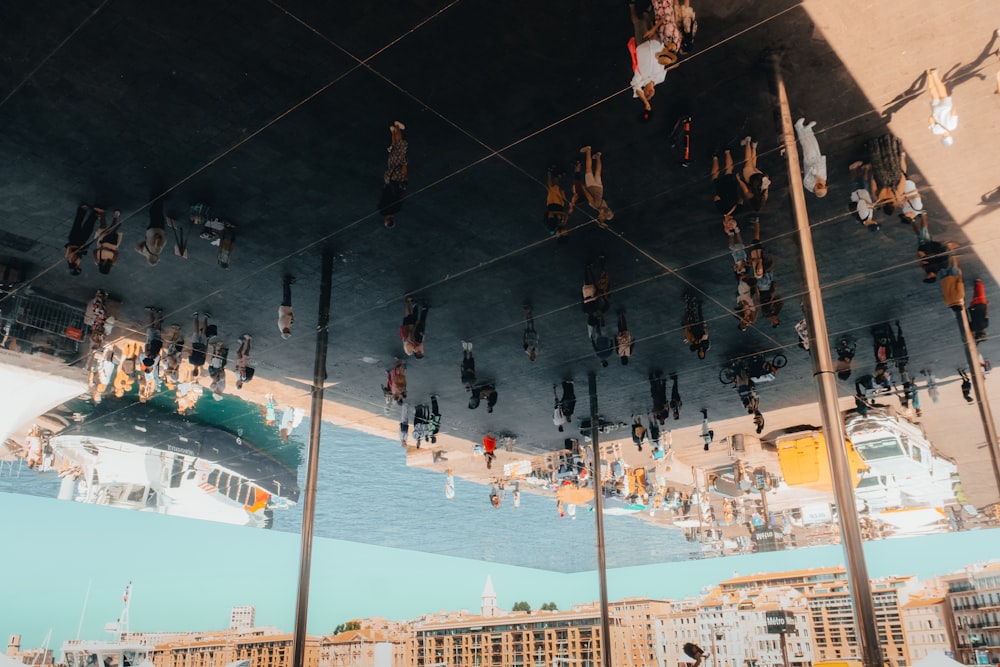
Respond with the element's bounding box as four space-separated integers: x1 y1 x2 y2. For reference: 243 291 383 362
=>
901 596 955 664
407 580 671 667
943 562 1000 666
230 606 257 633
148 630 320 667
718 567 918 666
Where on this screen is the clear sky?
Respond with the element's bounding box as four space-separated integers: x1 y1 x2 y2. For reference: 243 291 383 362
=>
2 490 998 655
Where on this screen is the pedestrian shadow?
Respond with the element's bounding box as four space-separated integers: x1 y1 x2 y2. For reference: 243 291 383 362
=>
959 185 1000 227
942 30 1000 87
881 70 927 122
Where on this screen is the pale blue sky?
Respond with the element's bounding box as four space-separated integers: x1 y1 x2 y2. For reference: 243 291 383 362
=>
2 490 998 655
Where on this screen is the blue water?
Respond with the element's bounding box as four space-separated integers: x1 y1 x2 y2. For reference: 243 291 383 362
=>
0 412 695 573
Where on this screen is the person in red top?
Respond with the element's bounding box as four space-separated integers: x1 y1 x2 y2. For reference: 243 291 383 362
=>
483 431 497 470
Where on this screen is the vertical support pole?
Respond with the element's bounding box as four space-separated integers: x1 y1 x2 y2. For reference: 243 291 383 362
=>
769 55 883 667
292 248 334 667
954 308 1000 495
780 630 789 667
587 372 613 667
693 467 706 544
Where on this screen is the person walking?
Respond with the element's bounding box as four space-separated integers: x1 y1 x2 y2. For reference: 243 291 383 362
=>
969 279 989 343
682 292 710 359
413 402 432 447
552 385 567 432
93 209 122 275
700 408 714 451
738 136 770 213
588 311 614 368
631 414 647 452
207 338 229 401
926 68 958 145
669 372 682 420
428 394 442 444
141 306 164 373
445 467 456 501
560 380 576 422
849 161 879 231
958 368 974 403
483 431 497 470
523 303 539 361
468 381 498 412
400 295 430 358
940 254 966 311
711 150 741 232
398 401 410 446
187 312 210 378
735 275 758 332
278 274 295 339
544 165 572 238
574 146 615 226
794 118 828 198
616 309 634 365
135 199 169 266
380 120 408 228
65 204 99 275
649 371 669 421
460 341 476 390
235 334 255 389
383 359 407 408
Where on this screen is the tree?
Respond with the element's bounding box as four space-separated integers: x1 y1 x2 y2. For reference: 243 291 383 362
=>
540 602 558 611
512 601 532 613
332 620 361 635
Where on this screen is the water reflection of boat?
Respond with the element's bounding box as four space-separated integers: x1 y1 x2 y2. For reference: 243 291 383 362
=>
51 398 299 528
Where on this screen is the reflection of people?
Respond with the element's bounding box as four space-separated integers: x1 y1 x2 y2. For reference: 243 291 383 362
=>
445 467 455 500
926 68 958 145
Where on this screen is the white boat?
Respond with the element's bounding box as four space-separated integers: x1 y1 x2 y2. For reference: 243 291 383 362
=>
62 585 156 667
62 638 154 667
51 398 299 529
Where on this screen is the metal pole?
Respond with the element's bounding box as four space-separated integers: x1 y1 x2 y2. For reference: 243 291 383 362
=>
954 307 1000 495
693 467 706 544
780 631 789 667
587 372 613 667
292 248 334 667
770 54 883 667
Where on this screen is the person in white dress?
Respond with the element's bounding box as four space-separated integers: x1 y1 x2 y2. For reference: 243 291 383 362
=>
926 68 958 146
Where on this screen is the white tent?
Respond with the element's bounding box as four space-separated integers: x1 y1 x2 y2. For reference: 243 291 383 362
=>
0 350 86 444
910 651 965 667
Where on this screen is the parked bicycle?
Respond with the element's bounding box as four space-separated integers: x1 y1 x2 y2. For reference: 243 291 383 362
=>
719 352 787 385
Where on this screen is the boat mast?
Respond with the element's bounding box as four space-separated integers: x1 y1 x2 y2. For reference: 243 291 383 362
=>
75 579 92 640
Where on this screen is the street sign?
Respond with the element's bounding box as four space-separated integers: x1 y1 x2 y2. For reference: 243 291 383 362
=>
765 610 796 634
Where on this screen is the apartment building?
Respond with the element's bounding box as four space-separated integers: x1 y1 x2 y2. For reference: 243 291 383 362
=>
230 606 257 633
718 567 918 666
148 630 320 667
319 618 410 667
900 596 955 664
942 562 1000 665
408 578 670 666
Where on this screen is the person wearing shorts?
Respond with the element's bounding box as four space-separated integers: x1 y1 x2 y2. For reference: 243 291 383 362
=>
574 146 614 226
188 311 209 376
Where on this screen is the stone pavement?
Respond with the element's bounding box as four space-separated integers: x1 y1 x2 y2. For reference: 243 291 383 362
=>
1 0 999 563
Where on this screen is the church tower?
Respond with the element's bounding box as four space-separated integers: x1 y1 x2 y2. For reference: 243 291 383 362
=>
481 575 497 618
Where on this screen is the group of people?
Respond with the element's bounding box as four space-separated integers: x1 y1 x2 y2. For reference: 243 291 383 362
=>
627 0 698 115
86 306 257 416
543 146 616 239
